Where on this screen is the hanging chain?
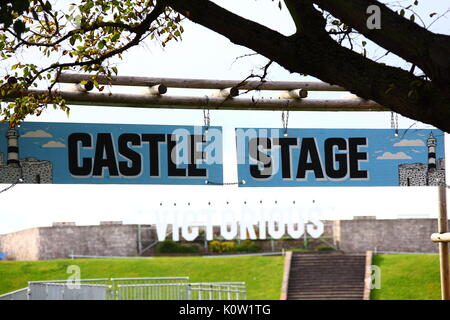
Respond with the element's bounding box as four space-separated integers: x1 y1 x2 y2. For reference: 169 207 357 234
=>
203 95 210 129
205 180 245 186
390 111 398 136
282 110 289 136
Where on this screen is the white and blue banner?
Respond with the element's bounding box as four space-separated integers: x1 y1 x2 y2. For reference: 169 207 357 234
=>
0 122 223 185
235 128 445 187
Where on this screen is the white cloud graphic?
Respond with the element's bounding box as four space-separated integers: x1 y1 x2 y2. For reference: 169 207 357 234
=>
42 141 66 148
412 149 422 153
22 129 52 138
393 139 425 147
376 152 412 160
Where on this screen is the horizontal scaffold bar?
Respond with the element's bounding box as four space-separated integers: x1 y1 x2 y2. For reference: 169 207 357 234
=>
3 89 388 111
431 233 450 243
57 73 346 91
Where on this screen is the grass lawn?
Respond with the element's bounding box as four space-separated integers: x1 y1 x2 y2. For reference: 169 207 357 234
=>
0 255 284 300
371 254 441 300
0 253 443 300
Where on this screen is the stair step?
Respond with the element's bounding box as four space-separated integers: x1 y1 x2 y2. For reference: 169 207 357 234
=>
289 296 363 300
286 252 367 300
288 290 363 295
289 276 364 280
289 284 364 288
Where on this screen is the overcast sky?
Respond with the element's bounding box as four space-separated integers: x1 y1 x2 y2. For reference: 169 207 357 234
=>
0 0 449 234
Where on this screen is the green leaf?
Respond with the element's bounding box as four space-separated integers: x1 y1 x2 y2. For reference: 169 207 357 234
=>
111 33 120 42
13 20 26 36
44 1 52 11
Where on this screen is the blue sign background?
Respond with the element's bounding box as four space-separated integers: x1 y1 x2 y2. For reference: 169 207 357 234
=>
236 128 445 187
0 122 223 185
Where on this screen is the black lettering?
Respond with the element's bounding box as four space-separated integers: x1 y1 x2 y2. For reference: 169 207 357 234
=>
249 138 272 179
324 138 348 179
277 137 298 179
68 133 92 176
296 138 324 179
118 133 141 176
142 134 166 177
167 134 186 177
349 137 368 179
188 134 207 177
93 133 119 177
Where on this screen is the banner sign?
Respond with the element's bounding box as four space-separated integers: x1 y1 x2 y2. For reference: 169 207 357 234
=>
236 128 445 187
0 122 223 185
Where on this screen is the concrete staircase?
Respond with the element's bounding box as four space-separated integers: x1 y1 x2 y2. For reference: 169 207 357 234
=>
287 252 366 300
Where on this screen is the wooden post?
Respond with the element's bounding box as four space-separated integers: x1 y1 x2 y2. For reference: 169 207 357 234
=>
438 185 450 300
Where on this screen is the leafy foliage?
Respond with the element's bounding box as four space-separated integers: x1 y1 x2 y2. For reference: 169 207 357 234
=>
235 240 261 253
315 245 335 252
156 240 199 254
209 240 260 253
209 241 237 253
0 0 31 34
0 0 184 126
1 0 449 132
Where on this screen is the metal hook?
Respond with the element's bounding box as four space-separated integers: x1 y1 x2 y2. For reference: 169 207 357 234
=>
282 110 289 137
391 111 399 137
203 95 210 133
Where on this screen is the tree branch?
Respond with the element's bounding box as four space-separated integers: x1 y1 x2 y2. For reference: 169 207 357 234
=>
27 2 165 85
312 0 450 85
164 0 450 132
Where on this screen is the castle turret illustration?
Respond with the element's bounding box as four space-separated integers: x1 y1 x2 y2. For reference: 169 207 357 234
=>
0 127 53 184
398 131 445 186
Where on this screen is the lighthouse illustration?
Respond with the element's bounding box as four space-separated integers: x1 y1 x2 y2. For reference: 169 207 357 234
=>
427 131 437 170
6 127 20 166
398 131 445 186
0 127 53 184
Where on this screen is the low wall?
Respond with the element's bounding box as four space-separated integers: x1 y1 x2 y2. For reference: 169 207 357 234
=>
0 219 443 260
0 224 155 260
37 224 141 260
338 219 441 253
0 228 40 260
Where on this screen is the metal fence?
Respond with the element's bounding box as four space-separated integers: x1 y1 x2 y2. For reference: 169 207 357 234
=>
115 282 246 300
0 277 246 300
0 288 28 300
28 283 110 300
110 277 189 300
188 282 247 300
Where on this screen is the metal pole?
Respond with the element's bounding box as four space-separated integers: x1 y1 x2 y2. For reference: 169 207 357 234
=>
438 185 450 300
137 224 142 255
